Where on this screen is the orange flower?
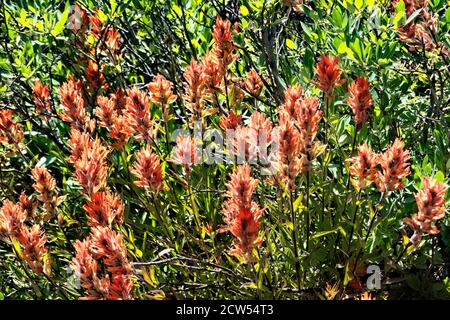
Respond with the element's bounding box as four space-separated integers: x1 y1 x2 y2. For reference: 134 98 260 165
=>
86 60 106 90
315 55 344 98
67 129 93 164
58 77 95 132
225 164 259 208
125 87 156 142
0 109 24 146
17 225 51 275
244 69 264 97
282 85 303 118
72 227 134 300
270 113 302 188
96 96 118 128
131 145 166 191
219 111 242 131
212 16 236 69
33 80 51 112
183 58 206 119
147 74 177 120
0 200 27 237
249 111 272 145
404 177 447 243
348 77 373 130
171 135 200 174
18 192 34 217
201 51 224 94
347 143 377 189
232 125 259 163
84 191 124 227
375 138 410 192
109 115 134 149
222 164 264 261
31 166 56 199
73 136 109 195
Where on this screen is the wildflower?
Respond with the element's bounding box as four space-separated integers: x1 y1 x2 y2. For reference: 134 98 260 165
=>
244 69 264 97
0 109 24 146
222 164 264 262
315 55 345 98
67 129 93 164
270 113 302 189
212 16 236 69
201 52 224 94
346 143 378 189
33 80 51 113
249 111 272 144
171 135 200 174
297 97 324 172
18 192 34 217
90 226 132 274
31 166 56 202
73 136 109 195
86 60 106 90
131 145 166 191
359 292 375 300
183 58 206 120
83 191 124 227
282 85 303 118
58 77 95 132
232 125 259 163
109 275 134 300
96 96 118 128
225 164 259 208
219 111 242 131
0 200 27 237
109 115 134 149
147 74 177 120
375 138 410 192
404 177 447 243
125 87 156 142
348 77 373 130
17 225 51 275
324 282 339 300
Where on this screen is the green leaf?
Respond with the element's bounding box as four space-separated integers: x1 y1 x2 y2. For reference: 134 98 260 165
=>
240 5 249 16
393 0 405 27
446 7 450 23
312 228 338 239
286 38 295 49
51 2 70 37
434 171 445 183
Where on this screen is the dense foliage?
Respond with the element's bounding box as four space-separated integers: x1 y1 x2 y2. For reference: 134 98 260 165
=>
0 0 449 300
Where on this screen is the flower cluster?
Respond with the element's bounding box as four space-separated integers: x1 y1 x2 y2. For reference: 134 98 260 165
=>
58 77 95 132
31 166 64 220
71 226 133 299
347 77 373 130
33 80 51 113
171 135 201 174
131 145 166 191
147 74 177 121
347 138 411 192
404 177 447 244
125 87 158 143
0 109 24 147
222 164 264 262
315 55 345 98
0 199 51 275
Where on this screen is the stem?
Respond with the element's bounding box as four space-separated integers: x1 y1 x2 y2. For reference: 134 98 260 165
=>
289 190 302 290
305 170 310 252
347 190 362 251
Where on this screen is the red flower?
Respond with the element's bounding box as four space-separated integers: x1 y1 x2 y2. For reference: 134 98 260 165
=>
375 138 411 192
244 69 264 97
201 51 224 94
183 58 206 119
31 166 56 201
0 109 24 146
212 16 236 69
17 225 51 275
282 85 303 118
171 135 200 174
131 145 166 191
347 143 377 189
219 111 242 131
315 55 345 98
73 136 109 195
404 177 447 243
33 80 51 113
0 200 27 237
147 74 177 120
84 191 124 227
348 77 373 130
222 165 264 262
96 96 118 128
125 87 156 142
67 129 93 164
